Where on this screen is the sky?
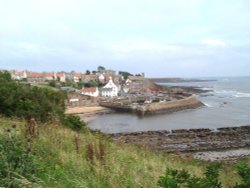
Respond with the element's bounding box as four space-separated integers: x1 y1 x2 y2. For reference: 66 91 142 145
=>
0 0 250 77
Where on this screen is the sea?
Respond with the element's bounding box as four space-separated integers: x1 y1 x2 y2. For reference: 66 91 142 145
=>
88 76 250 133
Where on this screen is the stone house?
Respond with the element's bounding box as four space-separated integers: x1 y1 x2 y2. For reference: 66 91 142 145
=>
80 87 99 97
81 74 98 82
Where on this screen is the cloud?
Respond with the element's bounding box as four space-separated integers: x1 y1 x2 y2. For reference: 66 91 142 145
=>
202 38 226 47
111 39 182 53
0 0 250 77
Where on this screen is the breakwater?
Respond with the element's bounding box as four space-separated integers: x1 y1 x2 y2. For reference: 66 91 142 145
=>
100 95 204 115
110 125 250 152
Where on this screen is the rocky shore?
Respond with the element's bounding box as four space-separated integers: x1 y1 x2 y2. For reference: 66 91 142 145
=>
110 125 250 160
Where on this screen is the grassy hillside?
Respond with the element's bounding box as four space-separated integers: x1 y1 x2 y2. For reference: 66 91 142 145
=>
0 117 247 188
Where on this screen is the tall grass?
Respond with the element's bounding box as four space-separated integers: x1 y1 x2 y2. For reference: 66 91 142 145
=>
0 117 247 187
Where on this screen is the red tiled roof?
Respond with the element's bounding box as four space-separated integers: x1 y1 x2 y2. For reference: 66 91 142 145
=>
82 74 97 79
16 71 25 76
73 72 82 78
56 73 65 77
28 72 44 77
81 87 97 93
44 73 54 77
28 72 54 78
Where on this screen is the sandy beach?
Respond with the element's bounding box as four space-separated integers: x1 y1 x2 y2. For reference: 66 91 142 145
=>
66 106 113 122
66 106 108 114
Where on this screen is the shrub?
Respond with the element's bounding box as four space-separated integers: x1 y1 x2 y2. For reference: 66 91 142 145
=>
158 163 222 188
48 80 57 88
234 162 250 188
0 71 66 123
0 127 36 187
64 115 87 132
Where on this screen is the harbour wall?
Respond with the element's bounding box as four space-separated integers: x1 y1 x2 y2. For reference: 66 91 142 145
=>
100 95 204 115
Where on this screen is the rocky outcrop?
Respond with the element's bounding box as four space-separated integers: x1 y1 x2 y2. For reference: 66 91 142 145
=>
110 125 250 152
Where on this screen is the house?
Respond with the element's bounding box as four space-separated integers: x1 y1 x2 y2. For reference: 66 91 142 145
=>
98 73 105 83
80 87 99 97
125 76 145 93
101 77 119 97
12 71 27 80
43 72 54 81
73 72 82 83
66 92 95 107
56 72 66 82
27 72 46 82
27 72 56 82
81 74 98 82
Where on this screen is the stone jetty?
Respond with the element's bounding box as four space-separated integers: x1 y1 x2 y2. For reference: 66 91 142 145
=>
100 95 204 115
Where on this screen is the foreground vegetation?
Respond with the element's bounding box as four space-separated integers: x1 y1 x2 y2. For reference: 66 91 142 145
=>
0 71 65 123
0 116 249 188
0 71 249 187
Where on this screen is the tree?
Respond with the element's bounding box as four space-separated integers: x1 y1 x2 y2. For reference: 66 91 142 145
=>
97 66 105 72
118 71 133 80
48 80 57 88
86 70 90 75
0 71 66 123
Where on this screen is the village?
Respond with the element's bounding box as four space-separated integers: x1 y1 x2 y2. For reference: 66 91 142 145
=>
7 66 205 118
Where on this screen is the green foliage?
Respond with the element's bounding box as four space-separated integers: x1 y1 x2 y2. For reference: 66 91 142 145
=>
234 162 250 188
48 80 57 88
84 79 104 88
77 82 85 89
0 127 36 187
97 65 105 72
158 163 222 188
158 168 190 188
64 115 87 132
62 78 75 87
204 163 222 188
0 71 66 122
118 71 133 80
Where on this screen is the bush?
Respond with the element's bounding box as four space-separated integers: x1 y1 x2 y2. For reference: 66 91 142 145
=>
0 71 66 122
64 115 87 132
0 127 36 187
158 163 222 188
48 80 57 87
234 162 250 188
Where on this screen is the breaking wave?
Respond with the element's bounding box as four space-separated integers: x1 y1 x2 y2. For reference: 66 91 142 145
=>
213 90 250 98
203 103 213 108
233 92 250 98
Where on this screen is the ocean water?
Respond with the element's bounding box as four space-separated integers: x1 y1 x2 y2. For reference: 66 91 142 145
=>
88 77 250 133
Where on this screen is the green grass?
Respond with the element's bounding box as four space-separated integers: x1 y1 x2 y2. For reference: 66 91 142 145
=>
0 116 248 188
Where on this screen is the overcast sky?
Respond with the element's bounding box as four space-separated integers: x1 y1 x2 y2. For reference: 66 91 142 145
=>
0 0 250 77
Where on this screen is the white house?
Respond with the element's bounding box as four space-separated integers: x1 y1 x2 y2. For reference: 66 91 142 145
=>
56 72 66 82
13 71 27 80
101 77 118 97
80 87 99 97
98 73 105 83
